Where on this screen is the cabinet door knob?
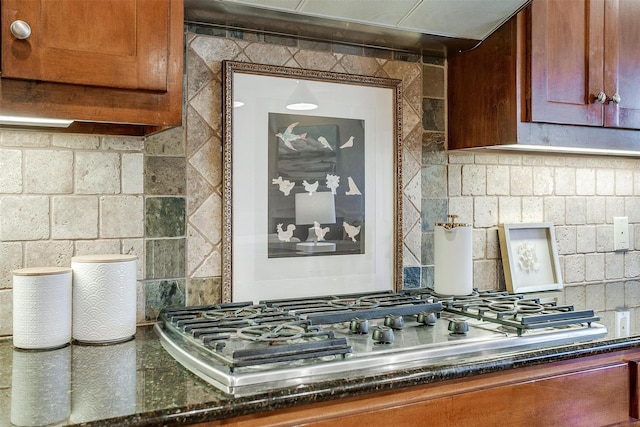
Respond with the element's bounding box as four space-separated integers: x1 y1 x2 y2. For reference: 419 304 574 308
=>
610 93 621 105
10 20 31 40
594 91 622 105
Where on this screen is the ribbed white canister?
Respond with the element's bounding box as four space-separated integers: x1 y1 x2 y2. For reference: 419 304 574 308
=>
12 267 73 350
71 254 137 344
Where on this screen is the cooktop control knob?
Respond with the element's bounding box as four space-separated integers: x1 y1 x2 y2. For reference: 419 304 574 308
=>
448 319 469 335
417 311 437 326
349 317 369 334
384 314 404 330
372 326 394 344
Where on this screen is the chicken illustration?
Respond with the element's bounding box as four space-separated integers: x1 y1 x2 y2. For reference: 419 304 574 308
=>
272 176 295 196
343 221 361 242
339 136 354 149
302 180 319 195
276 223 296 242
317 136 333 150
276 122 307 151
313 221 330 241
345 177 362 195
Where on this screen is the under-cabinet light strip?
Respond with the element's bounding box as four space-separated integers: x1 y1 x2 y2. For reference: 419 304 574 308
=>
0 115 73 128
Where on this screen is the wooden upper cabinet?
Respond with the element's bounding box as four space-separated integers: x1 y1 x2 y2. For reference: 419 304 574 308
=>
448 0 640 151
530 0 640 129
0 0 183 135
604 0 640 129
530 0 604 126
2 0 169 91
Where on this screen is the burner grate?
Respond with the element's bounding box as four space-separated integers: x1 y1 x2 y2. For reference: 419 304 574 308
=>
231 338 352 369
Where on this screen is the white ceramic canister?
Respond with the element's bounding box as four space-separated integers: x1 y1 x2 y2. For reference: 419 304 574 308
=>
71 254 137 344
11 346 72 426
70 339 136 423
12 267 73 350
434 215 473 296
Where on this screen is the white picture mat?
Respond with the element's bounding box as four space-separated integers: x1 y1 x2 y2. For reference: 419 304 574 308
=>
499 223 563 293
231 72 395 303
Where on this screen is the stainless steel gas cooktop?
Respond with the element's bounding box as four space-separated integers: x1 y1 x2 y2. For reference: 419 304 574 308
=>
155 290 607 395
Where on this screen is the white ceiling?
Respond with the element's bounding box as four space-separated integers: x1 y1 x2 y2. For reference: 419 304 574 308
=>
224 0 530 40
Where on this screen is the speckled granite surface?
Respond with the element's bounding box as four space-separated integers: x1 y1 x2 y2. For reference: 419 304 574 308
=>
1 326 639 426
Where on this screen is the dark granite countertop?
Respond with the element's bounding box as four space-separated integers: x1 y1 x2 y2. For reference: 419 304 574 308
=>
1 326 639 427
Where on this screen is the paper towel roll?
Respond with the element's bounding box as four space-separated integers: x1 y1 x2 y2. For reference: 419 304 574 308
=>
11 346 71 426
434 224 473 296
72 254 137 343
70 339 137 423
12 267 72 349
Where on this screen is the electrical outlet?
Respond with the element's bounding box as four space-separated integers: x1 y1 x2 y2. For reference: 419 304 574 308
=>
616 309 630 338
614 217 629 251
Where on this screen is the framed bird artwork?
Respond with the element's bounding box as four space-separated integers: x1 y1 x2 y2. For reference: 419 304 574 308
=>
221 61 402 303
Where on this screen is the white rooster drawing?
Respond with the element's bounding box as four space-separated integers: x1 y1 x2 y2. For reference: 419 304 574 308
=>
276 122 307 151
343 221 361 242
313 221 330 241
276 223 296 242
302 180 319 195
272 176 295 196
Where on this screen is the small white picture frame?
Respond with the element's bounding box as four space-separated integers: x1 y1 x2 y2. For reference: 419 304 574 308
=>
498 222 563 293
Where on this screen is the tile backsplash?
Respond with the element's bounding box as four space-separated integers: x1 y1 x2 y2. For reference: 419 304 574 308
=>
0 26 639 338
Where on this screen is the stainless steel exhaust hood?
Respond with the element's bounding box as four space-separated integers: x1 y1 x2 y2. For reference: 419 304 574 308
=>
184 0 531 55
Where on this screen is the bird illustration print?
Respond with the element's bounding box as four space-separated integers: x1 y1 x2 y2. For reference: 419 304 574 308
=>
313 221 330 241
345 177 362 195
276 122 307 151
343 221 361 242
302 180 319 195
339 136 354 149
272 176 295 196
276 223 296 242
317 136 333 151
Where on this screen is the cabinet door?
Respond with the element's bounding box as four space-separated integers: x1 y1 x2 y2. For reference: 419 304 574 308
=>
530 0 604 126
1 0 170 91
604 0 640 129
